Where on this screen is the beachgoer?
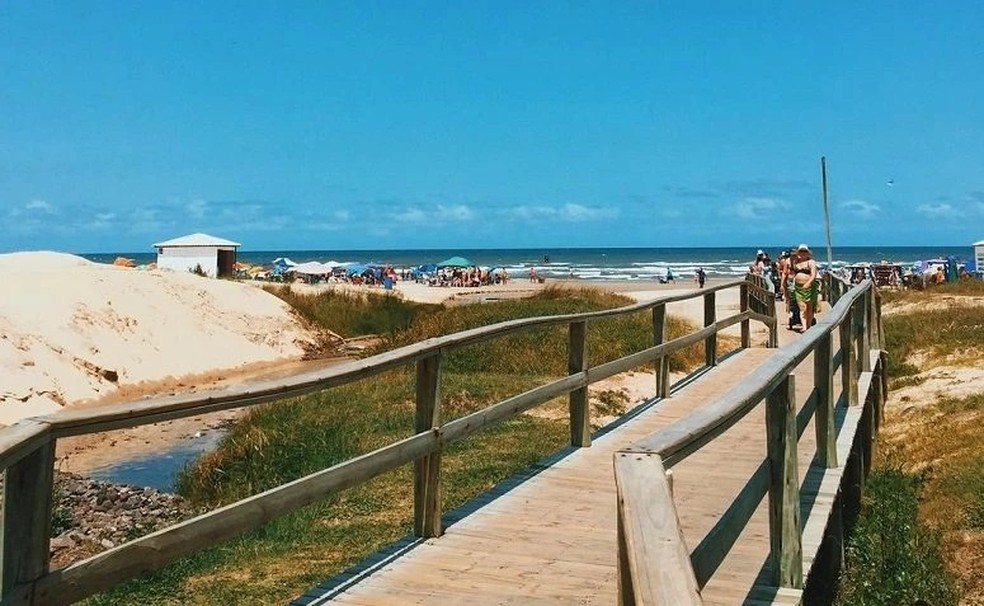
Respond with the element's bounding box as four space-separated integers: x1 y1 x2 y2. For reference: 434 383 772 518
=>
791 244 818 331
750 250 766 274
695 267 706 288
666 268 674 283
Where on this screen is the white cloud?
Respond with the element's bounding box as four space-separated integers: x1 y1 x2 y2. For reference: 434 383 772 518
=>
436 204 474 221
333 209 351 222
503 203 617 222
841 199 880 219
25 199 54 212
916 202 957 218
186 199 207 220
392 208 429 224
732 197 790 219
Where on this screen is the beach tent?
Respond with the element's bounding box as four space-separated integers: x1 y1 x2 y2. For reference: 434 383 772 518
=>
437 256 473 268
290 261 332 275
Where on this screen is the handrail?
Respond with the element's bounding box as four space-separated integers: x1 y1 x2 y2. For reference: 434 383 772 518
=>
19 278 747 442
626 279 865 467
614 275 887 603
0 278 775 605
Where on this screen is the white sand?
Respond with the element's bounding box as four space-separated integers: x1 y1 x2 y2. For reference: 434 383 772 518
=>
0 252 316 425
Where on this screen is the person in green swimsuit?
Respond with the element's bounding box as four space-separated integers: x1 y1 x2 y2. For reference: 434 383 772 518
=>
791 244 818 331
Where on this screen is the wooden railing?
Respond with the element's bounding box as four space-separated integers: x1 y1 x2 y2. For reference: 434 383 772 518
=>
0 278 778 605
614 276 886 604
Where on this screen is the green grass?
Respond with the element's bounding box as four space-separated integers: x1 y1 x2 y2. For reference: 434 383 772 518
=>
264 285 441 338
836 467 957 606
881 305 984 378
838 289 984 602
87 285 711 604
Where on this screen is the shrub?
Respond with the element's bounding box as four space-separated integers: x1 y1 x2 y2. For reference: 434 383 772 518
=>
837 467 957 605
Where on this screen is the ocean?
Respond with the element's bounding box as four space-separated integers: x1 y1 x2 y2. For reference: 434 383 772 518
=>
82 246 974 281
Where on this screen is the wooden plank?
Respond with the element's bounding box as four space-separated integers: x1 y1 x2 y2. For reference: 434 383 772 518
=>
569 321 591 447
765 375 802 589
1 440 55 602
614 453 701 605
414 353 443 538
689 459 769 588
0 420 51 475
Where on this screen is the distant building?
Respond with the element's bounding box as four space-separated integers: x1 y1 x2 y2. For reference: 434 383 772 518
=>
153 233 240 278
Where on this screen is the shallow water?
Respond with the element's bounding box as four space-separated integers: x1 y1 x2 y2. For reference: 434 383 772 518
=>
87 431 223 492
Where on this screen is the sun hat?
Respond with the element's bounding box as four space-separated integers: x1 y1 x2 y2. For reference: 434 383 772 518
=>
797 244 810 252
756 249 764 255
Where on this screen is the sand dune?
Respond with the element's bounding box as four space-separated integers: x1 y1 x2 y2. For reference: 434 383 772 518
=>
0 252 316 425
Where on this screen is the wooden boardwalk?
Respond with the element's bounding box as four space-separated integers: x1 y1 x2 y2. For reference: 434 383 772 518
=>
299 323 834 605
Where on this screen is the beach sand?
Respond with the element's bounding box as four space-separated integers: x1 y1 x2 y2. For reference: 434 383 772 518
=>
1 254 754 474
0 252 317 427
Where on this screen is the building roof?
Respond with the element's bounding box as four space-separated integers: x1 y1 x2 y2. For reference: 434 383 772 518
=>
153 233 241 248
975 239 984 246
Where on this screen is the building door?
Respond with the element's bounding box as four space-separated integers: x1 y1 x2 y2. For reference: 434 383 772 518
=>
217 249 236 277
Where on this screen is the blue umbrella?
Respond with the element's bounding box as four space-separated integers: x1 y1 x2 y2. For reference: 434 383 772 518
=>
437 256 473 268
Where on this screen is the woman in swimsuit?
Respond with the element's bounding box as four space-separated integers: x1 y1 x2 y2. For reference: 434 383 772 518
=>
792 244 818 331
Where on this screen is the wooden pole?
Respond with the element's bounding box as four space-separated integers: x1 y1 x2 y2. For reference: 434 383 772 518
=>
413 352 443 538
813 333 837 468
568 321 591 447
652 305 670 399
766 374 803 588
821 156 834 273
739 282 750 349
1 440 56 600
703 292 717 367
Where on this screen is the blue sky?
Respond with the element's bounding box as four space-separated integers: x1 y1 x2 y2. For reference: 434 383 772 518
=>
2 2 983 252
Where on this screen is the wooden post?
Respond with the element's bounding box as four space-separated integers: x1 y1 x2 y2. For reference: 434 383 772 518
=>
813 333 837 468
569 321 591 447
703 291 717 367
739 282 750 349
413 352 442 538
840 304 858 407
766 375 803 588
652 305 670 399
1 440 56 600
859 290 872 372
868 288 880 350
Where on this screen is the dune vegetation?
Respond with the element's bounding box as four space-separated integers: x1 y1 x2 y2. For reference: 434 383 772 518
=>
837 280 984 605
88 286 710 605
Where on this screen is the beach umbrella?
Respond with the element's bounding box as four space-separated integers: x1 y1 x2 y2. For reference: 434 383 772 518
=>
346 263 368 275
417 263 437 273
271 257 297 267
437 256 473 268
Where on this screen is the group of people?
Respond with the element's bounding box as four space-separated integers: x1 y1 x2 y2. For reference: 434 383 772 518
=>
751 245 820 333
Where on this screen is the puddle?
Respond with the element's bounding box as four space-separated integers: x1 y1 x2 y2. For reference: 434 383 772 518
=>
87 431 224 491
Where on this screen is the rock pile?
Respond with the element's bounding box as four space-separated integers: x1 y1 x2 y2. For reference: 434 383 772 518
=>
5 472 204 568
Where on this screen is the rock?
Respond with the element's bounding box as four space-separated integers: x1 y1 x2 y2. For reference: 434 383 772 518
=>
46 471 201 568
50 535 75 551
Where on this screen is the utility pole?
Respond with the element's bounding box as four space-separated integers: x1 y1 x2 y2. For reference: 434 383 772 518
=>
821 156 833 270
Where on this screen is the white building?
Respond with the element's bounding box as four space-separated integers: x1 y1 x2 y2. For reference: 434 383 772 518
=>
975 239 984 276
153 233 241 278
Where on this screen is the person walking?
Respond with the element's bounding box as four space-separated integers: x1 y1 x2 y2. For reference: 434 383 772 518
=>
791 244 819 331
694 267 707 288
